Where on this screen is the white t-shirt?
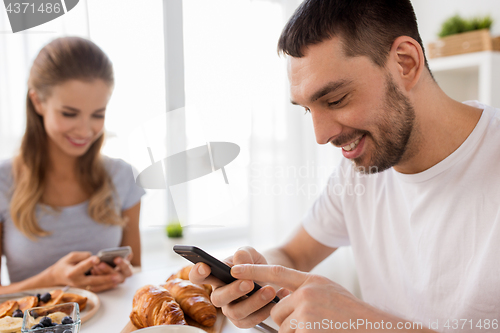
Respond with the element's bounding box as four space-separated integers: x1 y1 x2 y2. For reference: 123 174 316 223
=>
303 101 500 332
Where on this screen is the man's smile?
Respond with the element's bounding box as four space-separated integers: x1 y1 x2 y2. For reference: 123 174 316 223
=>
341 134 364 151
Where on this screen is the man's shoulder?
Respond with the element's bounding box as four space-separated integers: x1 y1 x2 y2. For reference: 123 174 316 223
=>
468 102 500 160
465 100 500 133
485 103 500 133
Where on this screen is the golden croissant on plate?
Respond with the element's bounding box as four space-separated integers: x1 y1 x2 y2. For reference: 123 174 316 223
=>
168 265 192 280
162 278 217 327
168 265 213 296
130 285 186 328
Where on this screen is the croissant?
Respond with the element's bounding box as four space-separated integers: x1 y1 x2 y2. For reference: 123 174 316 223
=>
130 285 186 328
169 265 192 280
162 278 217 327
168 265 213 296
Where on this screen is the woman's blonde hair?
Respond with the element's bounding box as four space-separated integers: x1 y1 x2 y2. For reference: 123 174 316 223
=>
11 36 126 240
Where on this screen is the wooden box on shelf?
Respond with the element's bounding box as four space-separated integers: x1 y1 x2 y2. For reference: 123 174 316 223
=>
427 29 500 59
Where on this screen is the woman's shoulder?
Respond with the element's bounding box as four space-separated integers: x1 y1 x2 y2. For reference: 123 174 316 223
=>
101 155 140 187
102 155 138 181
0 159 14 210
0 158 13 172
101 155 145 208
0 158 14 186
102 155 135 174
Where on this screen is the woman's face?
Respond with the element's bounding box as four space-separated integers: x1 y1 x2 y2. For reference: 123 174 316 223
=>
32 79 112 158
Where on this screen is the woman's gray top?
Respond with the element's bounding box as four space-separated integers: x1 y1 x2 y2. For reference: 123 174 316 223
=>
0 156 146 283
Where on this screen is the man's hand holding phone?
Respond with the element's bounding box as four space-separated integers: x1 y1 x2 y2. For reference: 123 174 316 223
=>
189 247 425 333
188 246 290 328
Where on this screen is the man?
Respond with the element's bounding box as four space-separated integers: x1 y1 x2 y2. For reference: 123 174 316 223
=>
191 0 500 332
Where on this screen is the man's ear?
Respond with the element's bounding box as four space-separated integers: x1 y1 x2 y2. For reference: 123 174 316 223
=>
389 36 424 92
29 90 44 116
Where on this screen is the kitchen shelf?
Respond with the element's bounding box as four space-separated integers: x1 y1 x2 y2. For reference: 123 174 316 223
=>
428 51 500 107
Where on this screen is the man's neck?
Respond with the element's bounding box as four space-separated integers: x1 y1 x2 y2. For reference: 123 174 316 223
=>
393 83 483 174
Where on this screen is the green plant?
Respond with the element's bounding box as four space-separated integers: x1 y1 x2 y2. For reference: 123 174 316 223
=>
438 14 493 38
166 221 183 238
468 16 494 31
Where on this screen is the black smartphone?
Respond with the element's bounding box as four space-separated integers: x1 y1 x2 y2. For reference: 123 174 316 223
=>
173 245 280 304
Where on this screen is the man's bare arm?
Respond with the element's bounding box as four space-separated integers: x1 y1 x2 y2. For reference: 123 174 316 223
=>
264 225 337 272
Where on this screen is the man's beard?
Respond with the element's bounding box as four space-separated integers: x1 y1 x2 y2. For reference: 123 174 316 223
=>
335 74 417 174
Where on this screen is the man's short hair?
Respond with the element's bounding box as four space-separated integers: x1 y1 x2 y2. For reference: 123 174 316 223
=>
278 0 432 73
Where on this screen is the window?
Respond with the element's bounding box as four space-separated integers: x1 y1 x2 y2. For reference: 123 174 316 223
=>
87 0 167 229
181 0 286 234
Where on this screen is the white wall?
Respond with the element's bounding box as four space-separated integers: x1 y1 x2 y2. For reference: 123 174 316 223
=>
411 0 500 52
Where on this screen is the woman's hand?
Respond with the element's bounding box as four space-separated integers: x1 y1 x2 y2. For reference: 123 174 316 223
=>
46 251 123 293
90 253 134 282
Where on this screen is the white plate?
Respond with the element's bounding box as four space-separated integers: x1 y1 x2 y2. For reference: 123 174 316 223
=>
136 326 206 333
4 286 100 324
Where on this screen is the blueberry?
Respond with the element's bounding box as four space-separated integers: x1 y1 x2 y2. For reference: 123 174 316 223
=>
31 323 44 329
30 309 39 319
39 316 52 327
40 292 51 303
61 316 73 325
12 309 23 318
36 293 41 302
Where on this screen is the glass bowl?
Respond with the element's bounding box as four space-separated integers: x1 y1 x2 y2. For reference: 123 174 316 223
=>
21 302 81 333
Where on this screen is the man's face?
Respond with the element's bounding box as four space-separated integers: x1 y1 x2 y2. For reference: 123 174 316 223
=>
289 37 417 173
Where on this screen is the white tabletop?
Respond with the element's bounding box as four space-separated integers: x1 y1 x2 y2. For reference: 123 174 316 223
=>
80 266 274 333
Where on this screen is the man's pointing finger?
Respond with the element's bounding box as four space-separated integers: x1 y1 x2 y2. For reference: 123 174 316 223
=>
231 264 308 292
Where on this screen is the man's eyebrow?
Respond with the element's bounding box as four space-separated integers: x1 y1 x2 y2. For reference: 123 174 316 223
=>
310 80 352 102
62 106 106 112
291 79 353 106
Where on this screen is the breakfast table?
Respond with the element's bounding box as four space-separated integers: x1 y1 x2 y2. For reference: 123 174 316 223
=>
80 266 278 333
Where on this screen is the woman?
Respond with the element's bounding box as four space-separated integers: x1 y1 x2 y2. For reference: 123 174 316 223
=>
0 37 145 293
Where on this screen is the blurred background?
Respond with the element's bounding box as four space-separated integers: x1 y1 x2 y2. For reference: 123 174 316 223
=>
1 0 499 294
